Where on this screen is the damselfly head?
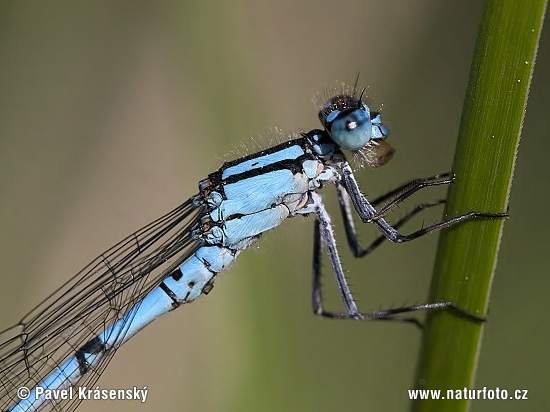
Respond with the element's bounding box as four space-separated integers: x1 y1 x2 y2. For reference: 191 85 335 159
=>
318 93 393 167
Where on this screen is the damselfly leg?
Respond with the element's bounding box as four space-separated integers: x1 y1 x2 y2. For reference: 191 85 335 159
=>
340 162 507 243
312 166 508 326
337 173 452 257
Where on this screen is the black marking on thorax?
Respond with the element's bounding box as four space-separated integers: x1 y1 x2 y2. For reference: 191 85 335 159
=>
209 137 319 194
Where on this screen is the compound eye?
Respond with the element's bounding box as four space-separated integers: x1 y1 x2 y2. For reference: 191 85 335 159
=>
327 108 373 150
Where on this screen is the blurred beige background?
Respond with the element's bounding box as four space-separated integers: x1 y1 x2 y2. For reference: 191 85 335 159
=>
0 1 548 411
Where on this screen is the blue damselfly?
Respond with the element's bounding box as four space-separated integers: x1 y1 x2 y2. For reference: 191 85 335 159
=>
0 84 506 412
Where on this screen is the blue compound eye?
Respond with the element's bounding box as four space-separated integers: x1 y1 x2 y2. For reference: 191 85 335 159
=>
327 107 373 151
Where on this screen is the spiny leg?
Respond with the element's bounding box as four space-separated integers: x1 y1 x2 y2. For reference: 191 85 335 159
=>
312 192 449 325
311 205 483 325
311 216 370 321
311 211 487 326
311 163 507 324
337 183 445 257
353 302 486 325
368 173 453 217
310 192 359 317
339 162 508 243
311 218 328 317
372 209 508 244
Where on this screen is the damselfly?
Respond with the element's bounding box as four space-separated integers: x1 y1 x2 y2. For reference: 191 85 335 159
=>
0 84 506 412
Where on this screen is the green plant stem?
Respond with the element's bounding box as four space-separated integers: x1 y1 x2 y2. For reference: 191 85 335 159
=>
412 1 546 411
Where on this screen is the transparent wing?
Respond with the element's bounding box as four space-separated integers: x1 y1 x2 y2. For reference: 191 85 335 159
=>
0 197 204 411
